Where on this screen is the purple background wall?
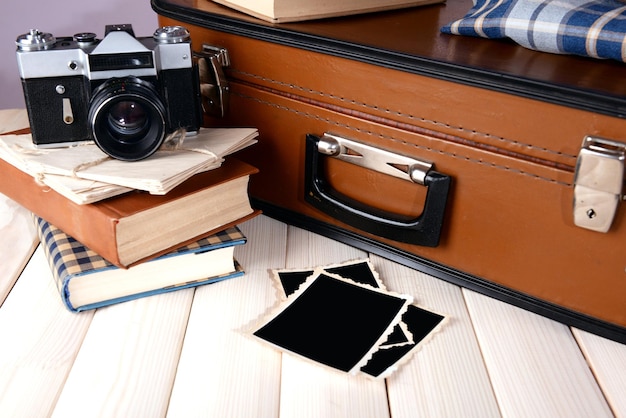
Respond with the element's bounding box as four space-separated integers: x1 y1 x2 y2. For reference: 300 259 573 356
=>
1 0 158 109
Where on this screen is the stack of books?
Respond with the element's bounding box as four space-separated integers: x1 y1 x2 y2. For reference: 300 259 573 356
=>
0 109 260 312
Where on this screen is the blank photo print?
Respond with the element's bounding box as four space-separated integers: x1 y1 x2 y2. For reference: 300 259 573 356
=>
273 259 383 299
253 271 412 374
259 259 448 379
360 304 446 378
273 260 413 349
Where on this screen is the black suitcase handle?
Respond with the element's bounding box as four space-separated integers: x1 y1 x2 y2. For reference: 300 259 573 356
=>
304 134 451 247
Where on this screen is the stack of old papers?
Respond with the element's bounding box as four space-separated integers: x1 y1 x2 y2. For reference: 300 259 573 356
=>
250 259 447 379
0 110 258 204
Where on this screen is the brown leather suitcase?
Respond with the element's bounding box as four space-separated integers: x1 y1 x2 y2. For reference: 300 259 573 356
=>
153 0 626 343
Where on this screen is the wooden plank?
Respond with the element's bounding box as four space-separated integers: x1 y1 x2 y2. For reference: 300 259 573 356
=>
0 108 29 134
374 256 501 417
0 246 94 417
463 289 613 418
278 226 390 418
166 215 287 418
50 289 194 418
0 194 38 305
573 329 626 417
0 108 40 305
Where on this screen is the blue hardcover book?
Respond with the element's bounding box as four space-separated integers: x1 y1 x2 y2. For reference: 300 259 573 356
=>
35 216 247 312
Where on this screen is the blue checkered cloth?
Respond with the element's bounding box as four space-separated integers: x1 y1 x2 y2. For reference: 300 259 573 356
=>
441 0 626 63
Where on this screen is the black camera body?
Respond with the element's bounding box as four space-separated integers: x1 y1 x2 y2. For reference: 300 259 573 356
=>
16 24 202 161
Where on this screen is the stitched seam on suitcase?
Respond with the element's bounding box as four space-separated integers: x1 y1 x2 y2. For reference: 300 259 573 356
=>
235 79 575 172
230 70 577 161
234 90 572 187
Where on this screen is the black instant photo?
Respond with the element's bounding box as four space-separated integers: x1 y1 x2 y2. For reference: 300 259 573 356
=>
360 305 445 378
275 261 413 348
254 272 410 373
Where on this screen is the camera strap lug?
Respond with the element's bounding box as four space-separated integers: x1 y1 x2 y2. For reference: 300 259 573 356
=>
195 45 230 118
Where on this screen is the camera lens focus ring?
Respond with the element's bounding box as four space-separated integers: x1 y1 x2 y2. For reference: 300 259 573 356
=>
89 77 166 161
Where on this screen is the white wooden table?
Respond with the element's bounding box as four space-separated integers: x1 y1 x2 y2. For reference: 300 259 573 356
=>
1 190 625 418
0 103 624 417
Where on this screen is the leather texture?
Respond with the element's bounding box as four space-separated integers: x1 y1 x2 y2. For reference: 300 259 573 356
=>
0 155 258 268
158 1 626 330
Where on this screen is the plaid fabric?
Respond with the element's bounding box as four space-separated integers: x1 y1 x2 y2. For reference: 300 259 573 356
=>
441 0 626 63
36 216 112 295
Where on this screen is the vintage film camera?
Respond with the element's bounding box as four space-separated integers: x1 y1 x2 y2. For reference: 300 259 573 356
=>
15 24 202 161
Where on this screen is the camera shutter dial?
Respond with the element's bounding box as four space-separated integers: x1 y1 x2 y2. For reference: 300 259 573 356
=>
16 29 56 51
153 26 190 44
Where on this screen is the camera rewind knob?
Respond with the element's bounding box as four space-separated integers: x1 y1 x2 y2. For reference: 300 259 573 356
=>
74 32 98 44
16 29 56 51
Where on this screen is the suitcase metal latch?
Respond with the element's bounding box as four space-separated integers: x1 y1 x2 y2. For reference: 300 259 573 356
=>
195 45 230 118
573 136 625 232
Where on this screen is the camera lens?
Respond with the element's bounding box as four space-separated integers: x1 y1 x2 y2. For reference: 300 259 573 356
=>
107 101 149 138
89 77 166 161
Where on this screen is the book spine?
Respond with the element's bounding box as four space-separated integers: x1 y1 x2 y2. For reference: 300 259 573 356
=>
33 216 77 311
